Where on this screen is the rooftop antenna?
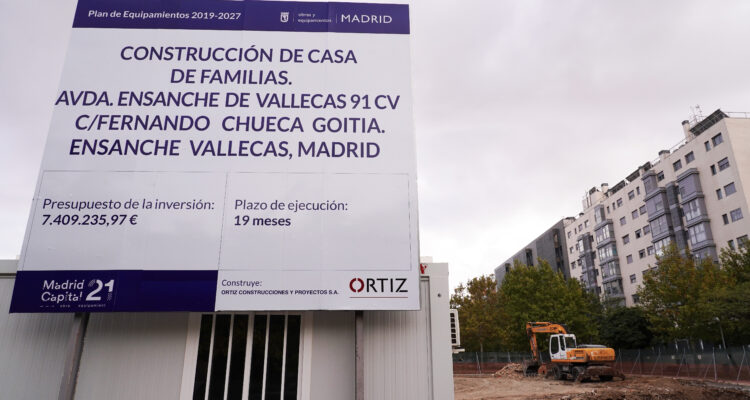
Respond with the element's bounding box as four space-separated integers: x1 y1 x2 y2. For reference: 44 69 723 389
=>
689 104 704 124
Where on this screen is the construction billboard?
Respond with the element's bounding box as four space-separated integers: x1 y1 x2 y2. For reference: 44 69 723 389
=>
11 0 419 312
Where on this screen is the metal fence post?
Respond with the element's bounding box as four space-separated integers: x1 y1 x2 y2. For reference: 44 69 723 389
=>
630 349 640 374
714 348 718 381
737 346 746 383
480 351 484 374
703 348 716 381
676 348 686 377
651 348 661 375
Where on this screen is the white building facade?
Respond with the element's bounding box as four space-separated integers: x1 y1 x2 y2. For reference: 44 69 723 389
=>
564 109 750 306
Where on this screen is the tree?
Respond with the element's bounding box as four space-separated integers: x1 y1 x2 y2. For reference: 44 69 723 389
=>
450 275 503 352
636 243 729 342
498 260 601 351
599 306 653 349
712 244 750 344
719 241 750 283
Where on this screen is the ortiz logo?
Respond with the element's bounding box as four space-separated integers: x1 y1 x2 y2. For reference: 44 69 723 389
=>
349 278 408 293
280 12 290 23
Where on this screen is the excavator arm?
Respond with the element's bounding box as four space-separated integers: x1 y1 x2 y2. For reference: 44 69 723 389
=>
523 322 567 376
526 322 567 363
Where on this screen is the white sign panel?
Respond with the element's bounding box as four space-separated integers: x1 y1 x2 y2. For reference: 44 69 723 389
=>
11 0 418 312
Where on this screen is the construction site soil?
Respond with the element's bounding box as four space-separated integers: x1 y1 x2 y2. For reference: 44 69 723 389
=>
454 363 750 400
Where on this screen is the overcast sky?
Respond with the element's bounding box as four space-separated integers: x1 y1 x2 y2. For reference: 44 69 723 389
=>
2 1 750 290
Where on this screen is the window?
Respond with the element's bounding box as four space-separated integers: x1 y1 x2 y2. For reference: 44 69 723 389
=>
578 224 583 231
622 234 630 244
601 260 620 278
683 199 701 221
639 249 645 258
632 294 640 304
630 274 637 284
731 208 744 222
567 231 571 238
636 186 641 195
647 245 654 255
577 238 585 252
650 215 669 236
626 255 633 264
694 249 709 263
617 198 623 207
739 235 749 248
648 196 664 214
606 206 610 214
688 224 707 245
685 151 695 164
620 217 626 226
711 165 717 175
631 210 638 220
705 141 711 151
635 229 642 239
597 244 617 260
654 237 672 256
718 157 730 171
628 190 635 200
639 205 647 215
723 214 729 225
717 189 723 200
584 220 589 228
725 182 736 196
603 280 623 297
728 240 735 250
712 133 723 146
595 226 611 244
657 171 665 181
673 160 682 171
643 224 651 234
575 243 580 251
595 208 605 224
571 262 576 270
569 246 573 254
190 313 302 400
525 249 535 266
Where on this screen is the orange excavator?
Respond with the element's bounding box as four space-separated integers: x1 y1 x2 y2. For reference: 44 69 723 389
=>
522 322 625 382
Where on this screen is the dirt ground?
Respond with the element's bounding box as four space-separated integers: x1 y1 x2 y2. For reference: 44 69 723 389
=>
454 363 750 400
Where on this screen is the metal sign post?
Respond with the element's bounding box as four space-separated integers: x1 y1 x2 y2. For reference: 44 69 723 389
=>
58 312 89 400
355 310 364 400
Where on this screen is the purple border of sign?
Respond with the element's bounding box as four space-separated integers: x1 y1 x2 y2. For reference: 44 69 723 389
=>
10 270 217 313
73 0 409 34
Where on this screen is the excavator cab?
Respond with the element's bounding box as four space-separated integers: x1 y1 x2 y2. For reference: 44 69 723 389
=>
550 334 577 361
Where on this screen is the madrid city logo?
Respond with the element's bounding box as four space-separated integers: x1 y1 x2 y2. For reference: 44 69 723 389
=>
280 12 289 23
349 277 408 294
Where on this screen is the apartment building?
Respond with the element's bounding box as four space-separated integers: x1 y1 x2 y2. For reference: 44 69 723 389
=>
500 109 750 306
495 218 574 283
